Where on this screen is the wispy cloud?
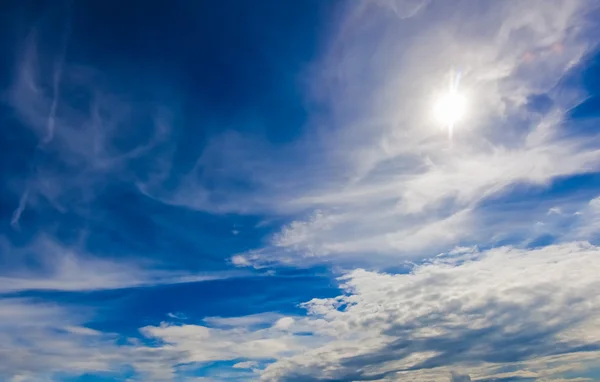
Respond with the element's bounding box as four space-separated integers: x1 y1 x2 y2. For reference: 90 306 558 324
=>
0 298 120 380
13 1 597 266
7 33 172 225
10 187 29 229
221 0 600 266
0 236 253 293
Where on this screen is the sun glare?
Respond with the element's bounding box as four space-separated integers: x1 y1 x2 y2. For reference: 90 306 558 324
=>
434 90 466 128
433 71 468 139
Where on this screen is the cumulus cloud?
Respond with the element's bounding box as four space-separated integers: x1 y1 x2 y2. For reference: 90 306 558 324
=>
259 242 600 380
140 321 311 365
2 242 600 381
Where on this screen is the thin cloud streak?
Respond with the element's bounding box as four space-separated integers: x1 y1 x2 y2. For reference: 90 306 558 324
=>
0 237 258 293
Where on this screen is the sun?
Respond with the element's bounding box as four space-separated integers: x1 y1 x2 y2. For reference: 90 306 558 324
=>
434 90 466 127
433 71 468 139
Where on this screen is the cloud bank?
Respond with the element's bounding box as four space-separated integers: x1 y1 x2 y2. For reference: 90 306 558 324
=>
5 241 599 380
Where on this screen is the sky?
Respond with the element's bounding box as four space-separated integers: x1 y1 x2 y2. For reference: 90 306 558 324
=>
2 0 600 381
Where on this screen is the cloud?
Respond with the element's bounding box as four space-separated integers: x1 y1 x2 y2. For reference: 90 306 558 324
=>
259 241 600 380
139 320 310 365
167 312 188 320
451 372 472 382
2 241 600 381
233 361 259 369
10 187 29 229
7 32 172 226
0 296 201 382
0 236 252 293
527 194 600 243
224 0 600 267
568 195 600 240
0 298 121 380
203 313 286 329
0 296 265 381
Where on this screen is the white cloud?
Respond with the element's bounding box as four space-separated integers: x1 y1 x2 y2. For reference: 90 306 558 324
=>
226 0 600 266
450 372 471 382
274 317 295 331
548 207 563 215
0 298 122 380
259 241 600 380
3 242 600 381
0 298 229 381
231 254 253 267
233 361 259 369
0 236 253 293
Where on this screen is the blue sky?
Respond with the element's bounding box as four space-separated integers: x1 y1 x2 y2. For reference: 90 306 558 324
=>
2 0 600 381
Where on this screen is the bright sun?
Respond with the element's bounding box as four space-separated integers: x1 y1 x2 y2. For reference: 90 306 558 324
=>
433 90 467 128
